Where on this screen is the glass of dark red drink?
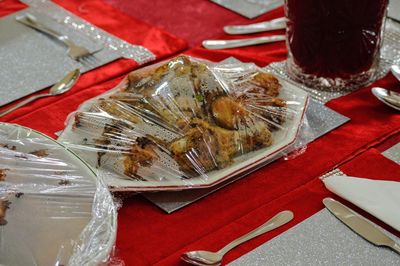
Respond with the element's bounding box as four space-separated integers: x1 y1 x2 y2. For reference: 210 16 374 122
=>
285 0 389 90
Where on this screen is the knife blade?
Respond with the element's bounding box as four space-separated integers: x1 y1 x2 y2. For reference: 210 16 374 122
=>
224 17 286 35
323 198 400 255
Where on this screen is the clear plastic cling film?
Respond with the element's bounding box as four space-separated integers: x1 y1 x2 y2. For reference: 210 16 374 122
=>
59 55 310 190
0 123 117 266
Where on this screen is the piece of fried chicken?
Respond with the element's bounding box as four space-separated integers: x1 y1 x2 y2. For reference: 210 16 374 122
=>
169 118 272 176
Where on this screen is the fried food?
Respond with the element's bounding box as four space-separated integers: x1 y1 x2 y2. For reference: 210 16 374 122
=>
0 168 9 181
250 72 281 97
169 118 272 175
211 96 248 130
70 56 286 179
123 137 159 179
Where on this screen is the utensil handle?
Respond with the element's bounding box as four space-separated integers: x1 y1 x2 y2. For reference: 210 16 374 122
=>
16 14 70 46
0 94 48 118
224 17 286 35
202 35 286 50
217 210 294 255
391 242 400 255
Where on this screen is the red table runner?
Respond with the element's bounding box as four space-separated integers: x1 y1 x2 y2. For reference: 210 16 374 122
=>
1 1 400 265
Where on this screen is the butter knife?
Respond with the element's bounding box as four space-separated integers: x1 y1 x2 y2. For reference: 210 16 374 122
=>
202 35 286 50
323 198 400 254
224 17 286 35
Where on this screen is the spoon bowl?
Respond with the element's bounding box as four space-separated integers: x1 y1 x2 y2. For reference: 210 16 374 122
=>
182 251 222 265
371 87 400 111
49 68 80 95
0 69 80 118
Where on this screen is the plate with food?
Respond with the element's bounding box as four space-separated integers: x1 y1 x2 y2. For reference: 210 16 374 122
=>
0 123 117 265
58 56 308 191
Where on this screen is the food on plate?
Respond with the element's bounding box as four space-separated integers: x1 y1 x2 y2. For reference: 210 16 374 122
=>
0 198 10 225
0 168 9 181
29 149 49 157
169 118 272 175
0 144 16 151
65 56 288 179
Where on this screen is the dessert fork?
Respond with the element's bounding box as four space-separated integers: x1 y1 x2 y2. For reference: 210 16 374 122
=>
16 13 100 61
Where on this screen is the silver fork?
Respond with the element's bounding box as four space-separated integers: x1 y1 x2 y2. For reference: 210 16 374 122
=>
16 13 99 61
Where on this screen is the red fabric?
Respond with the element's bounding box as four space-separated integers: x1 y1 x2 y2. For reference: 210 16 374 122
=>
106 0 285 47
115 149 400 265
1 1 400 265
0 0 187 132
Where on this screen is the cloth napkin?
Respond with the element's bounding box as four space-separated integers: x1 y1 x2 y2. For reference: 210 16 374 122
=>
323 174 400 232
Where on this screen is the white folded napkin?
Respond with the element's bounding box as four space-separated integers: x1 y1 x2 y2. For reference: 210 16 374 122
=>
323 175 400 232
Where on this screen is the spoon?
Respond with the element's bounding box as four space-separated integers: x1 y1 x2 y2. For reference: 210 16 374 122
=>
371 87 400 111
0 69 80 118
181 210 294 266
391 65 400 83
202 35 286 50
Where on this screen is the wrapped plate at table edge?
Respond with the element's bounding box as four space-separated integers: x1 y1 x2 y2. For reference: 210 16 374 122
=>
0 123 117 266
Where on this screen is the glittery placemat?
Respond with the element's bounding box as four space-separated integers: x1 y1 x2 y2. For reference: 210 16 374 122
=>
382 142 400 164
143 99 349 213
210 0 283 19
228 209 400 266
0 0 155 107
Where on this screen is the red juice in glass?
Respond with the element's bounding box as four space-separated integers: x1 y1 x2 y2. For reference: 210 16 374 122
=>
285 0 388 90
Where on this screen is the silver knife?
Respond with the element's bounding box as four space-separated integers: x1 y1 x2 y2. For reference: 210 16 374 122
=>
323 198 400 255
202 35 286 50
224 17 286 35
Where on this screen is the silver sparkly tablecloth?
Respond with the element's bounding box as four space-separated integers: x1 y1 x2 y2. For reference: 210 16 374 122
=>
0 0 155 107
383 143 400 164
210 0 283 19
228 209 400 266
229 143 400 266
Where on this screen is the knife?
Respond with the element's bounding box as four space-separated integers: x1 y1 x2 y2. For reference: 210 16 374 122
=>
202 35 286 50
224 17 286 35
323 198 400 255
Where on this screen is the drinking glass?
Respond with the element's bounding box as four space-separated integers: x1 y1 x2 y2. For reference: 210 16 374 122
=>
285 0 389 90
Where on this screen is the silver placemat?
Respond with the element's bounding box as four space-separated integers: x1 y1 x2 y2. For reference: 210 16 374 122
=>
0 0 155 107
388 0 400 22
210 0 283 19
21 0 155 63
229 142 400 266
143 99 349 213
228 209 400 266
265 19 400 104
383 142 400 164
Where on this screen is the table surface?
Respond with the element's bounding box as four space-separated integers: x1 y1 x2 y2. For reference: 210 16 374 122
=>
1 1 400 265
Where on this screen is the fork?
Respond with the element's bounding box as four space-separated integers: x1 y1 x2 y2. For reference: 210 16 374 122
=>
16 13 98 61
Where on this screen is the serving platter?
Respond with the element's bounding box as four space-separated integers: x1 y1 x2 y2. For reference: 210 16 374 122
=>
58 57 308 191
0 123 117 266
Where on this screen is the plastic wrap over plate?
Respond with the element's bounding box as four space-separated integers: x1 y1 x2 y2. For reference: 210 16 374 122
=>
59 56 308 191
0 123 117 266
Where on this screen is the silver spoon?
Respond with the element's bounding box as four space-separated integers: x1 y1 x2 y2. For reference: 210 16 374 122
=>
391 65 400 82
371 87 400 111
0 69 80 117
181 210 294 266
202 35 286 50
